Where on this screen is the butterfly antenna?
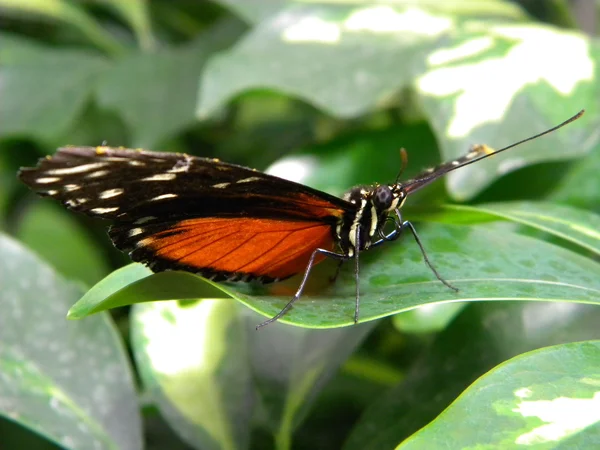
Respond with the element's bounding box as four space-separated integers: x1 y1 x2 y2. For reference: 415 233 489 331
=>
402 109 584 193
394 148 409 183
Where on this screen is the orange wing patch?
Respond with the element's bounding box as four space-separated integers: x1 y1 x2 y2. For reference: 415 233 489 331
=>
145 217 336 280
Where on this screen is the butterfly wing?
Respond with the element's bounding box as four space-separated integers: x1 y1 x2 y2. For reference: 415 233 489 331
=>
19 146 353 281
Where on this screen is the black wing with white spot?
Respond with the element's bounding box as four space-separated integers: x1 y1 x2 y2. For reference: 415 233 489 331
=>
18 146 353 223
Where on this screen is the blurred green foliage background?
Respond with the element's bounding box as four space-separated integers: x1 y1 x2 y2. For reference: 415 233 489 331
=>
1 1 600 449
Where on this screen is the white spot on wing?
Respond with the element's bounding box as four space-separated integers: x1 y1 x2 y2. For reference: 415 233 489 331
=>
90 207 119 214
87 170 109 178
212 182 230 189
236 176 261 184
46 162 107 175
134 216 156 224
142 173 177 181
36 177 61 184
64 184 81 192
129 228 143 237
129 160 145 167
99 188 124 199
151 194 178 201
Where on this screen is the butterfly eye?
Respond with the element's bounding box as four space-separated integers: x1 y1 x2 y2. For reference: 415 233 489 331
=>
373 185 393 210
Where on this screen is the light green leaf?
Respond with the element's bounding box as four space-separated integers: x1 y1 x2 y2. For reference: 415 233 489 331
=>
398 340 600 449
0 234 142 450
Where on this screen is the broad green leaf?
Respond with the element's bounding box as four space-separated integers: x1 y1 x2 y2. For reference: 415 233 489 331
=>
0 33 109 142
345 302 600 450
0 0 123 55
398 340 600 449
0 234 142 450
417 27 599 200
95 19 244 148
67 222 600 328
16 201 110 286
131 299 252 450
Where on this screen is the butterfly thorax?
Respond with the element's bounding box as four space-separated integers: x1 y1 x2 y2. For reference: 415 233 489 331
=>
336 184 406 256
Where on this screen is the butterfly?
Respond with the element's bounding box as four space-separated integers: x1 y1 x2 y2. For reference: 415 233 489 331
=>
18 110 584 328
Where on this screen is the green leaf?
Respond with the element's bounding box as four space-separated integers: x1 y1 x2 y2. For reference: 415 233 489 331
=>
0 0 124 55
67 222 600 328
0 33 109 142
68 267 231 319
95 19 245 148
16 201 110 286
131 299 252 450
398 340 600 449
67 263 153 319
345 301 600 450
0 233 142 450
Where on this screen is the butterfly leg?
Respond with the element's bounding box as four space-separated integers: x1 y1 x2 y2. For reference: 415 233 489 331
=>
256 248 350 330
401 220 459 292
353 225 361 324
329 260 345 283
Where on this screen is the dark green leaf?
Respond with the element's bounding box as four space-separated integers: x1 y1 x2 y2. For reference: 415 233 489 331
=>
16 201 110 286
